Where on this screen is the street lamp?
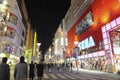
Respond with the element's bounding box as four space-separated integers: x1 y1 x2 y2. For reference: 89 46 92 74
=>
74 40 79 74
61 46 67 69
37 43 41 62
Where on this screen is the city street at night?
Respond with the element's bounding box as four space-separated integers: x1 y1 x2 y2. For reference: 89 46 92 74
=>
1 0 120 80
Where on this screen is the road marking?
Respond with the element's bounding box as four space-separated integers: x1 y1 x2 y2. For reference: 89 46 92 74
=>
50 74 58 79
44 74 49 78
80 74 117 80
70 74 86 79
63 74 76 79
56 74 67 79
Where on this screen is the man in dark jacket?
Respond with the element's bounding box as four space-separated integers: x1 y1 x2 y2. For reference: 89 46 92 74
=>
36 62 44 80
0 57 10 80
29 61 35 80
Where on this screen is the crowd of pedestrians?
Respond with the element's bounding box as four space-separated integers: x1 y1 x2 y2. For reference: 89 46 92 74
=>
44 62 72 72
0 56 44 80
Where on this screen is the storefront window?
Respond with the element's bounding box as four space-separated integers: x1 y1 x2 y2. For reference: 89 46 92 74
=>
0 41 16 54
4 26 15 38
99 40 104 50
22 30 25 37
8 13 17 25
110 30 120 54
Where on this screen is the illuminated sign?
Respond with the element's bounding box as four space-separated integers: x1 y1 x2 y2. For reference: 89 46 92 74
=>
78 36 95 50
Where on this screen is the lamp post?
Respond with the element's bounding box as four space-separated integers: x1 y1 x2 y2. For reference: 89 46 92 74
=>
37 43 41 62
74 41 79 73
62 46 66 69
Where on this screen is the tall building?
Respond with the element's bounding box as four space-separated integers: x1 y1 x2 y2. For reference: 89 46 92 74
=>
64 0 120 73
18 0 34 63
0 0 27 62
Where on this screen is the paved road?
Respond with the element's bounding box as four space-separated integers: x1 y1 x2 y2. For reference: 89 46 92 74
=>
39 69 120 80
10 68 120 80
43 70 97 80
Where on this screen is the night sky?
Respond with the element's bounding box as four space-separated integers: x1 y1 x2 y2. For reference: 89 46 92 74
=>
25 0 71 51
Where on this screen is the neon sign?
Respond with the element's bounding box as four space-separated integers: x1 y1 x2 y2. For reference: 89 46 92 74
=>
78 36 95 50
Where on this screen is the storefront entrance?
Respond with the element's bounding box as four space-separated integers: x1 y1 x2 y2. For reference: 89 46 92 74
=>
109 27 120 72
102 16 120 73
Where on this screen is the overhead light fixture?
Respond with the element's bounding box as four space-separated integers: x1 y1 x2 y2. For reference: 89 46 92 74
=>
37 43 41 46
2 0 8 6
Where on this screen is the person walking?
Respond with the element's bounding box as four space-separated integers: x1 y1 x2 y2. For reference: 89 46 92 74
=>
29 61 35 80
0 57 10 80
48 63 51 72
36 61 44 80
14 56 28 80
70 62 73 72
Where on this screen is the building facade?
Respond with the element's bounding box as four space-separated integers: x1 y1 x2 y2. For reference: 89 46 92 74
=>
0 0 27 62
65 0 120 73
20 0 34 63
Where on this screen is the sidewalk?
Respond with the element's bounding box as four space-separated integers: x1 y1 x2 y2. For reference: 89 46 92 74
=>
72 68 120 79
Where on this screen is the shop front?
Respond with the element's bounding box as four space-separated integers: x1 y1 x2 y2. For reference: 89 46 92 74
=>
72 16 120 73
69 16 120 73
101 16 120 73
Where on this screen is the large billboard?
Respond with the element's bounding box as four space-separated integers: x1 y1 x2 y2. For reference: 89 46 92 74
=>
76 11 93 35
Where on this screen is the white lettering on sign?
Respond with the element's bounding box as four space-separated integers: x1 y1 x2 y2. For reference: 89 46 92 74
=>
78 36 95 50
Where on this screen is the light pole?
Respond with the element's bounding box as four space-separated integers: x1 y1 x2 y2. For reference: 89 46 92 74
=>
62 46 66 69
74 41 79 73
37 43 41 62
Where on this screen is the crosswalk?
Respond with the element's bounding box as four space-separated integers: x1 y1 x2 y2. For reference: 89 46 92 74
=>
41 72 118 80
10 69 119 80
42 73 95 80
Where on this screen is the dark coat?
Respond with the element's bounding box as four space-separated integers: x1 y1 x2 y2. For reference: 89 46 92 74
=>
36 63 44 77
0 63 10 80
29 63 35 78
